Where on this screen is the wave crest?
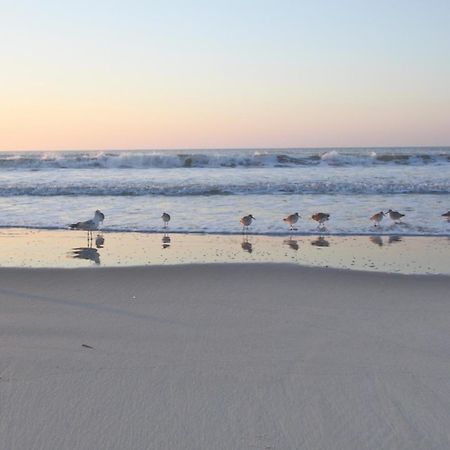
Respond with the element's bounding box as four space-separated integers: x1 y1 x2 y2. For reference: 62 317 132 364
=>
0 149 449 170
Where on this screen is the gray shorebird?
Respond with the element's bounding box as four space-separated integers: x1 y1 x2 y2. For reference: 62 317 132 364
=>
311 212 330 229
161 212 171 228
442 211 450 220
70 210 105 241
240 214 255 232
387 209 405 224
370 211 385 227
283 212 300 231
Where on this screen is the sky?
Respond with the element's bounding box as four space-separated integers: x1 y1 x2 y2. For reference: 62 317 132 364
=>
1 0 449 150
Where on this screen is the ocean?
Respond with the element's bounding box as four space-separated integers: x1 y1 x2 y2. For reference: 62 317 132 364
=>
0 147 449 236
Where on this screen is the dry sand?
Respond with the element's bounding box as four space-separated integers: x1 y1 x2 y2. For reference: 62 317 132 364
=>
1 264 450 449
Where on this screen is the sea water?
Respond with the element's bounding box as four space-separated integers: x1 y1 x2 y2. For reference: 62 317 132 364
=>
0 147 449 236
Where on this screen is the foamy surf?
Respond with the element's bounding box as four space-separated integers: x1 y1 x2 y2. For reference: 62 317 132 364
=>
0 148 449 236
0 148 449 170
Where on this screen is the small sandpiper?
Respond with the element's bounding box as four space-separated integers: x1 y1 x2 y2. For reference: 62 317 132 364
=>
161 212 171 228
387 209 405 224
283 212 300 231
370 211 385 227
240 214 255 232
311 212 330 229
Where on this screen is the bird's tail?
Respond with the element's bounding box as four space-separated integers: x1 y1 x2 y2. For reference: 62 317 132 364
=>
69 222 80 229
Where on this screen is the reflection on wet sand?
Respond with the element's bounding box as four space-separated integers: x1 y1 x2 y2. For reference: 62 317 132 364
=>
162 233 171 249
283 236 299 251
311 236 330 247
370 236 384 247
70 233 105 265
241 236 253 253
71 247 101 264
1 229 447 274
95 234 105 248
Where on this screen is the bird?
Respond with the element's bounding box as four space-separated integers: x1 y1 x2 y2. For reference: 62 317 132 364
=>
387 209 405 223
370 211 385 227
240 214 255 232
283 212 300 231
311 212 330 228
442 211 450 220
70 210 105 238
161 212 171 228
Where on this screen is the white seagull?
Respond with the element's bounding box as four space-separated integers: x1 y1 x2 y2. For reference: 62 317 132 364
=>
70 210 105 234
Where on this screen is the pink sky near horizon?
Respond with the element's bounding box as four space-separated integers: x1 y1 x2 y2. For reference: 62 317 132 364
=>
1 1 449 151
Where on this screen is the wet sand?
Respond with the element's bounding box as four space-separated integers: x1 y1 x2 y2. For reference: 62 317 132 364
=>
0 228 449 274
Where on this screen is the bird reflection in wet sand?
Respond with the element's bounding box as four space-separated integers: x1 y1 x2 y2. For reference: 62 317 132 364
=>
69 233 104 265
95 233 105 248
162 233 171 249
388 235 402 244
283 236 299 251
370 236 384 247
241 236 253 253
311 236 330 247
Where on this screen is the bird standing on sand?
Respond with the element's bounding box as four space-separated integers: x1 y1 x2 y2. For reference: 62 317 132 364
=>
370 211 385 227
161 212 171 228
283 212 300 231
387 209 405 224
70 210 105 235
442 211 450 220
240 214 255 232
311 212 330 229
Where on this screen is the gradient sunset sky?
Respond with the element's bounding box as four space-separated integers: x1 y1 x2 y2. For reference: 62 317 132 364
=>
1 0 449 151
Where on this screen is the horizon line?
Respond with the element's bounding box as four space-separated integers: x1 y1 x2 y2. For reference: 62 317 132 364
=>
1 144 450 153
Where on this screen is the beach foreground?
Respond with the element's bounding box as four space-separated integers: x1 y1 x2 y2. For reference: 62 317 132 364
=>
1 264 450 449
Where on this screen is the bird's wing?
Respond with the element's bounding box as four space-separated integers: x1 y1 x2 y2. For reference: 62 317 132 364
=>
76 219 96 230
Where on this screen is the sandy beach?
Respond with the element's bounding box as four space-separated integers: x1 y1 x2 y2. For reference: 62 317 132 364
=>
1 264 450 449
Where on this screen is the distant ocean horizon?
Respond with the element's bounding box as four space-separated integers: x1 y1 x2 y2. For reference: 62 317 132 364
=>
1 147 449 236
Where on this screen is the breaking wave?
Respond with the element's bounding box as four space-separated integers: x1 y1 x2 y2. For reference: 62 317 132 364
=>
0 148 449 170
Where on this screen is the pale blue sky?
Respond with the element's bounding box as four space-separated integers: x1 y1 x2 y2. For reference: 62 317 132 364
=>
1 0 449 149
